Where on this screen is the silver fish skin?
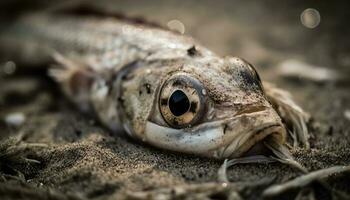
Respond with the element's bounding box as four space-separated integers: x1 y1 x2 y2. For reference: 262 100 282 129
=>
0 12 310 159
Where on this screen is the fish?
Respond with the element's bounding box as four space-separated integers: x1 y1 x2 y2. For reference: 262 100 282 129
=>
0 6 310 159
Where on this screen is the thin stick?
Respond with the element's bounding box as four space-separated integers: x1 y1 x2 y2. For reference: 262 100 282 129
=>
263 165 350 197
217 156 275 183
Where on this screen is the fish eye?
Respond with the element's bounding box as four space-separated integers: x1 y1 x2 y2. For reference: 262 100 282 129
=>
159 75 206 128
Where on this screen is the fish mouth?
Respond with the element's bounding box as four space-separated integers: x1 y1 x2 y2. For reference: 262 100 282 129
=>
144 109 286 159
215 124 285 159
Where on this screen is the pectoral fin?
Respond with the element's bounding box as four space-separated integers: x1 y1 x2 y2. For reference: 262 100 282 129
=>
49 52 95 111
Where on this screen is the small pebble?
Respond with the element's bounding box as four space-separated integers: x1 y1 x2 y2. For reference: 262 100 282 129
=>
202 89 207 95
5 112 26 127
344 110 350 121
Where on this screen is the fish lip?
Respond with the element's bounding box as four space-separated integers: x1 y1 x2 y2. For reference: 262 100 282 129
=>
198 108 286 158
217 123 285 159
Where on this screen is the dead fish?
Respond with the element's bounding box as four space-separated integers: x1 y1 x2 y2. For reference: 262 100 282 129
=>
0 9 310 159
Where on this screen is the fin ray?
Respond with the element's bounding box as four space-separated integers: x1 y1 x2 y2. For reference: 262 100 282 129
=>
263 82 310 149
49 52 95 111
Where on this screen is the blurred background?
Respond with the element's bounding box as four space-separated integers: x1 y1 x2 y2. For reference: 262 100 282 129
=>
1 0 350 70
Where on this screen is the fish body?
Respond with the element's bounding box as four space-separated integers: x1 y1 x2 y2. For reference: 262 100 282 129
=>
0 11 309 159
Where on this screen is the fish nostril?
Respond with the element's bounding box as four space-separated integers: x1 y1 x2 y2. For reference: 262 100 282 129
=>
223 124 229 134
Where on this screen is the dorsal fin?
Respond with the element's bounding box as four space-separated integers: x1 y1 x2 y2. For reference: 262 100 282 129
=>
51 2 170 31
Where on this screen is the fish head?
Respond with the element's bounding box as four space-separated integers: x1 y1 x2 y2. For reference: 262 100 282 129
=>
122 56 286 159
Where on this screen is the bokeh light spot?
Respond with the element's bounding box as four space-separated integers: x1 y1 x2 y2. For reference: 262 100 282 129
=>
3 61 16 75
300 8 321 29
167 19 185 34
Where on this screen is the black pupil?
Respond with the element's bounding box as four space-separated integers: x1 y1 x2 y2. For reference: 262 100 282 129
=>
169 90 190 116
